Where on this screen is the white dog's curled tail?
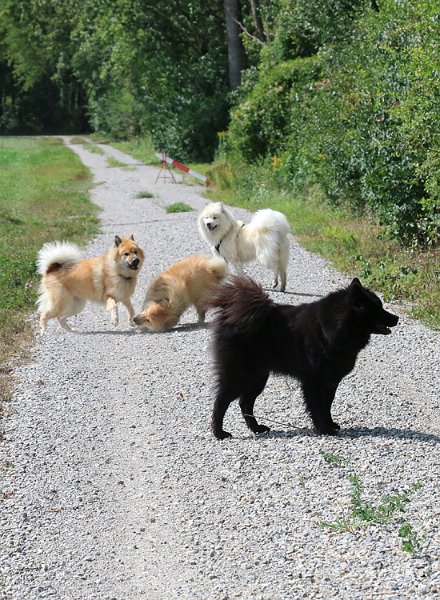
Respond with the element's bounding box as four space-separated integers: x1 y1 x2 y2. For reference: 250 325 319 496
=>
247 209 290 270
36 241 82 276
247 208 290 235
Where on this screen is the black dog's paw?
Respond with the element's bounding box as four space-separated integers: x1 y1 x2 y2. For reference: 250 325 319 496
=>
316 425 340 436
253 424 270 435
213 429 232 440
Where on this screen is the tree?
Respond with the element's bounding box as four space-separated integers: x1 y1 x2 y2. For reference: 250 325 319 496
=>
223 0 246 90
250 0 266 43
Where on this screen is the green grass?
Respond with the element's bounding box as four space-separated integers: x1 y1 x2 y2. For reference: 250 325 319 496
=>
136 190 155 199
319 450 348 467
69 136 88 145
110 136 157 164
205 164 439 329
106 156 134 169
108 137 211 185
398 523 426 555
319 475 424 554
166 202 193 213
0 136 99 410
83 143 105 155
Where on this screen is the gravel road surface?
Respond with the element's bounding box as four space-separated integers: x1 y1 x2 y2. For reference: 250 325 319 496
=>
1 138 439 599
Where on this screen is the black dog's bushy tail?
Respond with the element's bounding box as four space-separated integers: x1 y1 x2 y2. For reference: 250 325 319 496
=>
209 275 275 333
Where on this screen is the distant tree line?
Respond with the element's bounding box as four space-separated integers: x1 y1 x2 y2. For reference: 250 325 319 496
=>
0 0 236 160
1 0 438 245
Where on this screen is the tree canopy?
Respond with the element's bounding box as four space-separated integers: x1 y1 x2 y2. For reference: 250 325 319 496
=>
1 0 438 245
0 0 231 159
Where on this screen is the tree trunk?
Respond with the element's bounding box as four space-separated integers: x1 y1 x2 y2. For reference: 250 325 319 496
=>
250 0 266 43
223 0 246 91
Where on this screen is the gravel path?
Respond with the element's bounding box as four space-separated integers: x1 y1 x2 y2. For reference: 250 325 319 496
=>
1 138 439 599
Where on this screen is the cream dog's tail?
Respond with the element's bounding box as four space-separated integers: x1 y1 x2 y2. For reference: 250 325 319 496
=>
36 241 82 276
206 256 228 281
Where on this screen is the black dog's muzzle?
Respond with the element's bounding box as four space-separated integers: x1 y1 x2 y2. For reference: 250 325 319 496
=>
373 311 399 335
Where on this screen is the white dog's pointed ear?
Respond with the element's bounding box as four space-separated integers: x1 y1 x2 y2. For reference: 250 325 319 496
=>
219 202 224 211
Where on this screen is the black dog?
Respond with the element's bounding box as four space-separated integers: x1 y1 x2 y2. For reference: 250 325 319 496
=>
209 276 398 439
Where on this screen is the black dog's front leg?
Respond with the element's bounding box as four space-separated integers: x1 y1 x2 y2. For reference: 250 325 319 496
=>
301 380 340 435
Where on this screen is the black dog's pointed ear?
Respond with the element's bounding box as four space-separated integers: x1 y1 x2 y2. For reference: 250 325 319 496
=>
114 235 122 247
130 234 135 241
349 278 365 310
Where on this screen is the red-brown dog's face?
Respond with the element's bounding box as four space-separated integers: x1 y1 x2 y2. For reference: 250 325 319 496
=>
115 235 145 273
133 302 169 332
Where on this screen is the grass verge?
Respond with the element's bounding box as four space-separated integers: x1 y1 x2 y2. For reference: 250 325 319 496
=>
0 136 99 427
109 137 157 164
105 136 211 185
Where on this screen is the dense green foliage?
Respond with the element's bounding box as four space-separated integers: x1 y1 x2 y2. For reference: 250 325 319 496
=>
226 0 439 247
1 0 439 245
0 0 229 160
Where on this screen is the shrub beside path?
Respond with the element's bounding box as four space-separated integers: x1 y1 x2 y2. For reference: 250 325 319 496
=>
1 138 439 599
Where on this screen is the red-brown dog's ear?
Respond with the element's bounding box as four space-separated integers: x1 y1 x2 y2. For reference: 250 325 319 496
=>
130 234 135 241
115 235 122 247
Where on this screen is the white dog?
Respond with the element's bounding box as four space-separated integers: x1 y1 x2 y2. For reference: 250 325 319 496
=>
198 202 290 291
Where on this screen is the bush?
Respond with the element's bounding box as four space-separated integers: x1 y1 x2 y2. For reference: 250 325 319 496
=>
226 0 440 247
316 0 440 247
88 87 140 140
228 56 322 162
264 0 365 63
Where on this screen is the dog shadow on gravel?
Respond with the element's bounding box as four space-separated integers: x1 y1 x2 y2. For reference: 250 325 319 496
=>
77 329 139 336
259 427 440 444
262 288 325 300
134 322 210 334
103 216 192 228
71 323 207 335
76 322 210 335
341 426 440 443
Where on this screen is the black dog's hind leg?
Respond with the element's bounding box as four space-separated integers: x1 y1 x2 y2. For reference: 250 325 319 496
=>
301 380 340 435
239 372 270 435
212 371 247 440
212 389 238 440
